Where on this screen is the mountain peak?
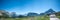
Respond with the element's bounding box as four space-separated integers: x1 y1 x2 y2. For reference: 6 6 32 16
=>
45 8 55 13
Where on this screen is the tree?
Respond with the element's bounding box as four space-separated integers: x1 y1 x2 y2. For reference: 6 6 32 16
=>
55 11 60 19
18 15 25 18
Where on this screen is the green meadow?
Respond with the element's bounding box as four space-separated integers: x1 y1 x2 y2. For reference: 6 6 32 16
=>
5 16 50 20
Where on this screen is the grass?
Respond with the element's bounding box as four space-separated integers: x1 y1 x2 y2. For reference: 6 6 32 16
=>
3 16 50 20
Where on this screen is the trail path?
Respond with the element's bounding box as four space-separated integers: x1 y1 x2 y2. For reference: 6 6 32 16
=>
50 14 60 20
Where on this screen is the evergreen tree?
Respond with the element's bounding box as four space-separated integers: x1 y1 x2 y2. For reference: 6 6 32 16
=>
55 11 60 19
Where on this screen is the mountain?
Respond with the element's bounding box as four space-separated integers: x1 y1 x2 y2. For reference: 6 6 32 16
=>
27 12 39 16
45 9 56 14
40 9 56 16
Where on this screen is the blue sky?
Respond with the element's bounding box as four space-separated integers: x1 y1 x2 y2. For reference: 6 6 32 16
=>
0 0 60 15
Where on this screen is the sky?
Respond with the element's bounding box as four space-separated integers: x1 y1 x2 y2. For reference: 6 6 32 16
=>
0 0 60 15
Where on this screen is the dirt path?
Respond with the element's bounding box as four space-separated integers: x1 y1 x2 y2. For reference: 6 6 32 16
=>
50 18 60 20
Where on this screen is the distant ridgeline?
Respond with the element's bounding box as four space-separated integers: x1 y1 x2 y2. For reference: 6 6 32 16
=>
0 9 57 18
0 10 16 18
27 9 56 16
